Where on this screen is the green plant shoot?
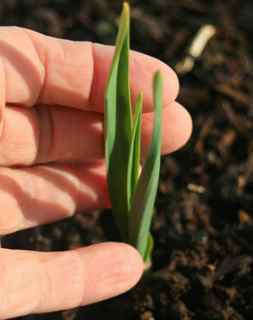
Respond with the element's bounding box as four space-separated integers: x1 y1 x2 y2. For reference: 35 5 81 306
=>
105 2 163 264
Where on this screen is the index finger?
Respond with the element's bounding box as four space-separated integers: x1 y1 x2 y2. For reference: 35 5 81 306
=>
0 27 179 113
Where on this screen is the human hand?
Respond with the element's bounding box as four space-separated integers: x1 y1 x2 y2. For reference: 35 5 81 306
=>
0 27 192 319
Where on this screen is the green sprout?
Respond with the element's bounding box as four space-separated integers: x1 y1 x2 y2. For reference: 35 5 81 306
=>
104 2 163 265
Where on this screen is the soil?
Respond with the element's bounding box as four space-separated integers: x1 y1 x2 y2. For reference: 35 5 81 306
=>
1 1 253 319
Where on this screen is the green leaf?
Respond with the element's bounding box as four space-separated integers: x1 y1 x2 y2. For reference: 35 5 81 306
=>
104 3 163 265
127 93 143 209
105 3 132 240
144 234 154 266
129 71 163 261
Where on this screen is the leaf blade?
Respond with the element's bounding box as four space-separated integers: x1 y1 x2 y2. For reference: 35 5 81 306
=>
105 2 132 240
127 93 143 209
129 71 163 260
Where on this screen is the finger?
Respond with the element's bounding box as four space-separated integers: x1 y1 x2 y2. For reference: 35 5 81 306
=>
0 163 109 235
0 102 191 166
0 27 179 114
0 243 143 319
0 101 192 234
142 102 192 157
89 43 179 113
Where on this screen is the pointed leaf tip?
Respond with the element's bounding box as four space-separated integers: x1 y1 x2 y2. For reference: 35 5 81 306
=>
123 2 130 14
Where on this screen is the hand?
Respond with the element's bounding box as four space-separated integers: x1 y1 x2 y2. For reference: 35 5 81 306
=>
0 27 192 319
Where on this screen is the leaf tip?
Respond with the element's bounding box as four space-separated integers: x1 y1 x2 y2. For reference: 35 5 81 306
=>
123 2 130 16
154 70 163 85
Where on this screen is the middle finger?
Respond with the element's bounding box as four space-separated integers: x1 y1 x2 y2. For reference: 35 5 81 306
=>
0 102 191 166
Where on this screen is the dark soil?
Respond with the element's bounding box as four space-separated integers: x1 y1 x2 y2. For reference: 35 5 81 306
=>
1 0 253 319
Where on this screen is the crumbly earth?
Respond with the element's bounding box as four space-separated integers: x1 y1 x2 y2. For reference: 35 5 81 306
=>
2 1 253 319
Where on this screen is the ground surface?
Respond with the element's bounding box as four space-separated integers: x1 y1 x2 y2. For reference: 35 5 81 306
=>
1 0 253 319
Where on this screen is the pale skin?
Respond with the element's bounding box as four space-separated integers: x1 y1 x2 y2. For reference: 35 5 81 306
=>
0 27 192 319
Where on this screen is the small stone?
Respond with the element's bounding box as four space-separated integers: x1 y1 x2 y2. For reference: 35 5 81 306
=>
141 311 155 320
